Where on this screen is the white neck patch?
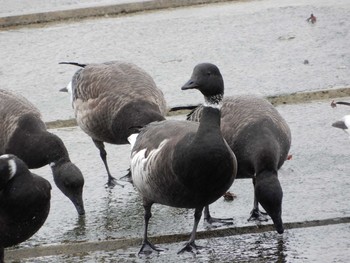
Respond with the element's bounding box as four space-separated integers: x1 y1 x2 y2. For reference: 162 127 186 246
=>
203 100 222 110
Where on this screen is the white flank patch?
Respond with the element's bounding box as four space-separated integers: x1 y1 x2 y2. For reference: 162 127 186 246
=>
49 162 56 168
127 133 139 149
66 81 74 106
130 139 169 190
7 159 17 180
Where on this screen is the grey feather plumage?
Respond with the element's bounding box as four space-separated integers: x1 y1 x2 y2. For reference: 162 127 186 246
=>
70 61 167 144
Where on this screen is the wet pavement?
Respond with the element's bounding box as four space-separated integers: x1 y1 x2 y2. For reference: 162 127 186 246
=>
1 0 350 122
5 99 350 262
2 0 350 262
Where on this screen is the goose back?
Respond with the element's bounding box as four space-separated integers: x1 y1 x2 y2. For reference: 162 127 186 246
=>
0 90 43 154
188 95 291 178
131 117 236 208
70 61 167 144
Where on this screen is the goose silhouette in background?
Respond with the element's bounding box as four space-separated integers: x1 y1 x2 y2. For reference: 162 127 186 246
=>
0 154 51 263
331 100 350 135
0 89 85 215
60 61 167 187
172 95 291 234
129 63 237 254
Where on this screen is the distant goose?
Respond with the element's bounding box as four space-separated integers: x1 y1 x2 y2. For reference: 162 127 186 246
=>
0 154 51 263
0 89 85 215
331 100 350 135
180 95 291 234
60 61 167 187
129 63 237 254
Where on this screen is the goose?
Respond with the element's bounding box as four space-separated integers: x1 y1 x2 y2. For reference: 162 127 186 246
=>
179 95 291 234
129 63 237 254
0 89 85 215
60 61 167 187
0 154 51 263
331 100 350 135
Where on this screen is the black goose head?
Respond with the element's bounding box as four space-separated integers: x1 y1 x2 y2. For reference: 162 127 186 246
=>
182 63 224 104
255 171 284 234
51 161 85 215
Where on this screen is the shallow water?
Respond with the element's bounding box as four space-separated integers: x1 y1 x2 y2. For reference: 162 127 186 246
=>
0 0 350 121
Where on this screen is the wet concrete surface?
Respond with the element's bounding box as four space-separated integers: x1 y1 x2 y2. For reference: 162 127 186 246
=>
2 0 350 262
1 0 350 122
5 99 350 262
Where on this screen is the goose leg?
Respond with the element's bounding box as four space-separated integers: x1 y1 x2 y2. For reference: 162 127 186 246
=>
139 201 165 255
92 139 124 188
248 177 268 222
178 207 205 254
204 205 233 225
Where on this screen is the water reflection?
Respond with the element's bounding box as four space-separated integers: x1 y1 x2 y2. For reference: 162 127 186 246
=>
62 216 87 242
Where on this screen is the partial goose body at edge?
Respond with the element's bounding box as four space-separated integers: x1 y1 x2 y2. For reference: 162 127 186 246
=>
0 154 51 262
0 89 85 215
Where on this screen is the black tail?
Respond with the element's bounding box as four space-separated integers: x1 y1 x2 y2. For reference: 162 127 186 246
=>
169 105 199 112
331 100 350 108
59 62 87 68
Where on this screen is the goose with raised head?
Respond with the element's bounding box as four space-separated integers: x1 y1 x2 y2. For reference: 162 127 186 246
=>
60 61 167 187
186 95 291 234
129 63 237 254
0 154 51 263
0 89 85 215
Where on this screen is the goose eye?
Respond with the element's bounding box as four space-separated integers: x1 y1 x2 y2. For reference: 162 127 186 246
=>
207 72 211 76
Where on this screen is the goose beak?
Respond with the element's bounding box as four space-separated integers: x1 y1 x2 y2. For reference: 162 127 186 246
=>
60 87 68 92
181 79 199 90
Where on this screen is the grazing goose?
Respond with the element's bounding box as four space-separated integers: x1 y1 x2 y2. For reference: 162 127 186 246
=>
0 89 85 215
184 95 291 234
0 154 51 263
129 63 237 254
60 61 167 187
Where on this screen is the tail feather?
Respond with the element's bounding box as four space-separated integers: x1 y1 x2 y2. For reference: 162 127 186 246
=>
169 105 199 112
59 62 87 68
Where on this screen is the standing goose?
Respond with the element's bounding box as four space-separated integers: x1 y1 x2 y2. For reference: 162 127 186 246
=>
185 95 291 234
60 61 167 187
0 154 51 263
129 63 237 254
331 100 350 135
0 89 85 215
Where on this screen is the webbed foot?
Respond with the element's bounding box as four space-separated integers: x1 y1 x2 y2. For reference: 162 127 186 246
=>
248 208 268 222
138 240 166 255
105 176 125 188
177 241 204 254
